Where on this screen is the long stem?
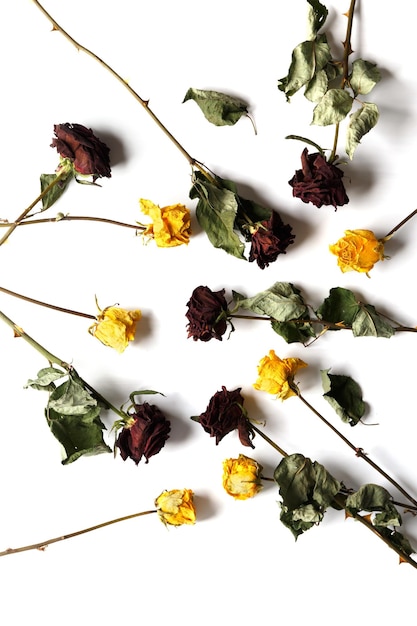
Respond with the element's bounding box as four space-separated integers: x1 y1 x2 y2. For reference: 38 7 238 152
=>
0 509 156 558
0 285 96 320
250 423 288 457
297 392 417 509
382 208 417 241
0 169 68 247
32 0 212 181
0 215 144 231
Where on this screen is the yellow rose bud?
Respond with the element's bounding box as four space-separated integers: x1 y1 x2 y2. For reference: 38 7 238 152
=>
155 489 196 526
89 305 142 353
222 454 263 500
253 350 307 400
140 198 191 247
329 229 385 275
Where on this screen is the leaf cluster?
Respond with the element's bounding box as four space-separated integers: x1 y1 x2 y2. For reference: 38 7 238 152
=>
278 0 381 159
190 171 271 261
25 367 111 464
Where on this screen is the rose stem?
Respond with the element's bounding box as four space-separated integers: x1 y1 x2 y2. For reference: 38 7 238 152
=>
0 509 157 558
251 420 417 568
32 0 213 182
296 391 417 509
0 309 127 421
382 208 417 240
0 169 68 247
0 285 96 320
0 215 144 231
328 0 357 164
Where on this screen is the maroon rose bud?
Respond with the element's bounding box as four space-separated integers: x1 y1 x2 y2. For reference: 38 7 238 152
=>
288 148 349 209
186 285 229 342
51 123 111 180
249 210 295 269
116 403 171 465
197 386 254 448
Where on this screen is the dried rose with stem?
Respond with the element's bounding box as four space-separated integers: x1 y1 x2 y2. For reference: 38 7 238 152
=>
0 488 196 558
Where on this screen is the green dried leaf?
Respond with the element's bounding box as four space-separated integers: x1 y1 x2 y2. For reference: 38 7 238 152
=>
219 177 272 224
191 178 245 260
316 287 360 328
349 59 381 95
232 282 308 321
274 453 341 539
278 34 331 100
40 172 73 210
25 367 67 392
304 68 329 102
271 319 316 345
312 88 353 125
306 0 328 39
378 528 415 557
352 304 395 338
183 88 250 127
46 406 111 465
48 376 98 416
346 102 379 159
346 484 401 527
321 369 365 426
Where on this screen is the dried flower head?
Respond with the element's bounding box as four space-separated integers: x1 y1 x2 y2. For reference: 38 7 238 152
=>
140 199 191 247
249 211 295 269
329 229 385 275
89 305 142 353
51 123 111 180
288 148 349 209
155 489 196 526
116 403 171 465
186 285 229 342
197 386 254 447
222 454 263 500
254 350 308 400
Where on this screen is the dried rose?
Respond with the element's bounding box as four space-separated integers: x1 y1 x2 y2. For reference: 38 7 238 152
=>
197 386 254 447
116 403 171 464
51 123 111 180
186 285 229 342
288 148 349 209
222 454 263 500
249 210 295 269
254 350 308 400
89 305 142 353
155 489 196 526
329 229 385 275
140 198 191 247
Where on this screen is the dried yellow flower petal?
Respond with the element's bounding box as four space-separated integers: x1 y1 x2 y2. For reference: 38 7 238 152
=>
329 229 385 275
140 198 191 247
222 454 263 500
155 489 196 526
254 350 307 400
89 306 141 353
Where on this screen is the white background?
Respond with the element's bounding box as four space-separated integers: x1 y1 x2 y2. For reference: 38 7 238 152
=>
1 1 417 623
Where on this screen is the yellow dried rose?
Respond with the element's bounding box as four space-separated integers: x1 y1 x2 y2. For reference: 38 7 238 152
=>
222 454 263 500
155 489 196 526
140 198 191 247
329 229 385 275
89 305 141 353
253 350 307 400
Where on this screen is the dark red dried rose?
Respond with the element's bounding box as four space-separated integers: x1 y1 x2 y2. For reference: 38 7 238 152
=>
288 148 349 209
51 123 111 180
186 286 229 342
116 403 171 465
198 386 254 447
249 210 295 269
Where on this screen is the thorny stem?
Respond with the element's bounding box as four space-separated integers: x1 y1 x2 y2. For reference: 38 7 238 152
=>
0 169 68 247
0 510 157 558
328 0 357 164
32 0 213 182
0 286 96 320
296 391 417 509
0 309 127 421
0 215 145 231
